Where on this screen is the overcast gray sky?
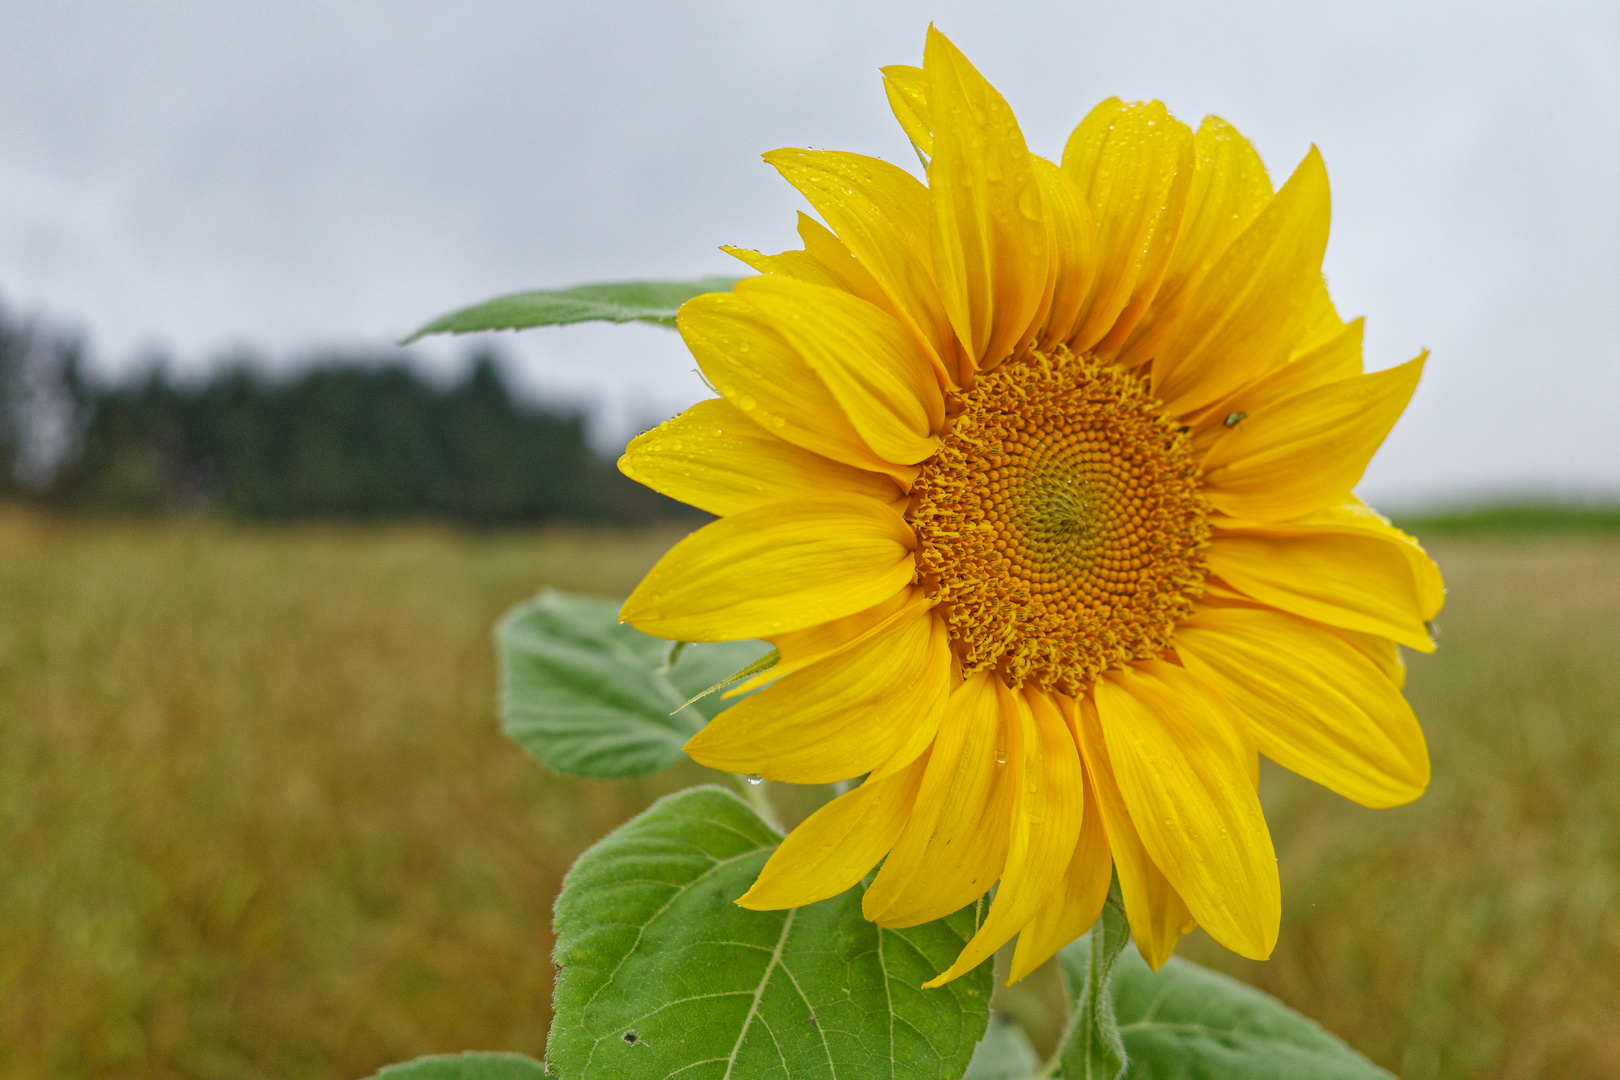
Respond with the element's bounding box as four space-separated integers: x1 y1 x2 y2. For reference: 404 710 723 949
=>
1 0 1616 507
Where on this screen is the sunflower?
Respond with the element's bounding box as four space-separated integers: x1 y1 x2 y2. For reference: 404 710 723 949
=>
617 27 1443 986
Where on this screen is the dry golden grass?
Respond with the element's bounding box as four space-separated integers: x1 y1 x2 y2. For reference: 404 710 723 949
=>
0 509 699 1079
1 507 1617 1079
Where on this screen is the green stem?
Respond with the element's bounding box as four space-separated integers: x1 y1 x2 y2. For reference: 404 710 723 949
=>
1047 881 1131 1080
733 773 784 834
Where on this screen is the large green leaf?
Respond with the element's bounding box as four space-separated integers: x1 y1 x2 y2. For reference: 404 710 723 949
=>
548 786 993 1079
963 1016 1040 1080
498 591 771 778
370 1052 552 1079
402 277 738 342
1106 951 1395 1080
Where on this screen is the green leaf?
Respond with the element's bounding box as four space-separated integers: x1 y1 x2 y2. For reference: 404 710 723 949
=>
1107 951 1396 1080
964 1015 1041 1080
370 1052 552 1079
548 785 993 1079
673 647 780 713
1057 896 1130 1080
498 591 771 778
402 277 739 342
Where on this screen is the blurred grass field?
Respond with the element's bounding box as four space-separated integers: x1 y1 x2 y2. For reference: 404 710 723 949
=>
1 507 1617 1080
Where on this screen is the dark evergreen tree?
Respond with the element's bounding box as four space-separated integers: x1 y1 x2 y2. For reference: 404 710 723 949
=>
0 299 689 525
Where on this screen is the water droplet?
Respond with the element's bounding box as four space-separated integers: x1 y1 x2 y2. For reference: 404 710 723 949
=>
769 413 787 428
738 394 757 411
738 340 750 352
746 774 765 785
995 751 1007 764
720 383 736 398
1017 185 1042 221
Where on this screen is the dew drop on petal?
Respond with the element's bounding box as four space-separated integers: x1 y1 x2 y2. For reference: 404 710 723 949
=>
1017 184 1042 221
746 774 765 785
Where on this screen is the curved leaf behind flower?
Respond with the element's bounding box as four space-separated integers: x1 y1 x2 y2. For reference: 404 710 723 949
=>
401 277 739 343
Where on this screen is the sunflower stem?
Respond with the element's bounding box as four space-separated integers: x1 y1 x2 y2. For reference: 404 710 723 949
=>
733 773 784 834
1047 880 1130 1079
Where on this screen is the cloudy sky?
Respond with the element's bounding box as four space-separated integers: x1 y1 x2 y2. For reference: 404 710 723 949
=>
1 0 1616 507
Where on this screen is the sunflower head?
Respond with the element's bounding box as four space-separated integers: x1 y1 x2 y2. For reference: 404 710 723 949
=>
618 26 1443 986
912 345 1209 694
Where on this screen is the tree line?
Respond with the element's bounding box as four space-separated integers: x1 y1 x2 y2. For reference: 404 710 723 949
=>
0 301 689 525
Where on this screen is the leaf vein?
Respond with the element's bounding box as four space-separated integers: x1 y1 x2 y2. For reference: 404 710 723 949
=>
583 847 767 1012
720 905 798 1080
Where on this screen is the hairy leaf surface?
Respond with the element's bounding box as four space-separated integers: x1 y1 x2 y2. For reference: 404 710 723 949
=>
963 1016 1040 1080
499 592 770 778
1108 950 1394 1079
370 1052 552 1079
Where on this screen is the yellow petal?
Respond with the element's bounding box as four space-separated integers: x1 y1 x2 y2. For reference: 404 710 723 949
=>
864 670 1012 928
923 26 1048 370
1333 625 1407 689
1007 737 1112 983
1031 157 1099 352
738 752 929 910
1153 147 1331 419
862 620 959 785
684 604 949 784
1119 115 1274 368
881 63 932 157
795 214 891 310
1068 694 1194 970
621 494 915 641
1202 354 1426 520
1062 99 1195 355
720 243 841 289
1094 662 1280 961
728 587 930 696
1292 277 1351 355
619 398 903 517
1175 607 1430 808
924 684 1084 987
787 212 960 392
736 276 944 464
763 148 958 378
1209 502 1443 650
678 291 912 484
1189 316 1364 438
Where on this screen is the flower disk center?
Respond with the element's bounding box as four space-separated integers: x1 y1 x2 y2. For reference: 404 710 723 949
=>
909 348 1208 693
